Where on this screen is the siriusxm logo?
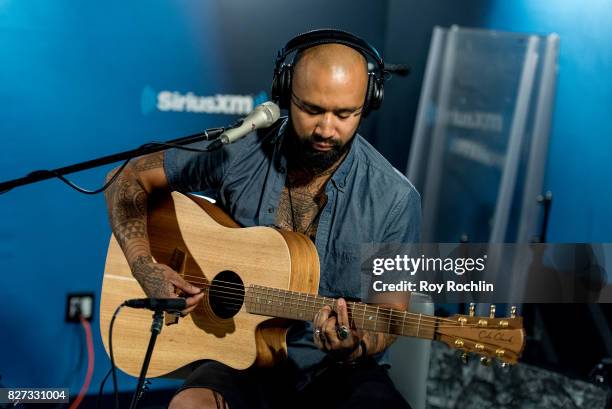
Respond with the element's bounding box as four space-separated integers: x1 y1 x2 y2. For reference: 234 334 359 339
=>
141 86 268 115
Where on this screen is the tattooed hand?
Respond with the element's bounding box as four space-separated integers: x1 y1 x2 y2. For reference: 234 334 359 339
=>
313 298 362 361
131 255 204 315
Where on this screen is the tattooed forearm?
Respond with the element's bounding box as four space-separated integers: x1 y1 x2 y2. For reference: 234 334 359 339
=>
104 154 173 297
104 154 163 265
105 170 149 261
130 255 170 297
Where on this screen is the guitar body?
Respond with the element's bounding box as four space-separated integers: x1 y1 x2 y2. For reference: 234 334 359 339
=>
100 192 320 378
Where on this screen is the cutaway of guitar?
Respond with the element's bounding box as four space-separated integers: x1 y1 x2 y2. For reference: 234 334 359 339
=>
100 192 525 378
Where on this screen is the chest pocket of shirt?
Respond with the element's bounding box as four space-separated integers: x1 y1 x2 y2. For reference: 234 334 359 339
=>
321 241 363 300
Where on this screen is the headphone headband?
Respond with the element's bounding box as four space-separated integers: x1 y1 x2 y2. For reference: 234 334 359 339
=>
276 29 385 77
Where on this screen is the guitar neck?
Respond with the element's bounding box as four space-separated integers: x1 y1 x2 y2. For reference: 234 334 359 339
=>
245 285 439 341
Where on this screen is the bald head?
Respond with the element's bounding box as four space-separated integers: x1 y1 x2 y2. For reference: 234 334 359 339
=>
291 44 368 103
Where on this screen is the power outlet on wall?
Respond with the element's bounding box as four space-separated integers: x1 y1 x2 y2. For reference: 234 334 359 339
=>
65 293 94 322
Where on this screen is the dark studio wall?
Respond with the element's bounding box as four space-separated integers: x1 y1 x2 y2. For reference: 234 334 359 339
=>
374 0 493 171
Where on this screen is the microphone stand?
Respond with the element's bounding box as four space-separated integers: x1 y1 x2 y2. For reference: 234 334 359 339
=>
0 127 225 193
129 310 164 409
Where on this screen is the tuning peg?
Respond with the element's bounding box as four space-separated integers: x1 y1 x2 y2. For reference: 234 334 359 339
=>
480 356 492 366
459 352 469 364
469 303 475 317
489 304 496 318
510 305 517 318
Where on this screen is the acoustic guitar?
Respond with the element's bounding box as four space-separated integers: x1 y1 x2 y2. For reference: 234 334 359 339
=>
100 192 525 378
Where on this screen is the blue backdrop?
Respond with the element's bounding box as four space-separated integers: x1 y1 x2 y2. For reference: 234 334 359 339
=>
484 0 612 242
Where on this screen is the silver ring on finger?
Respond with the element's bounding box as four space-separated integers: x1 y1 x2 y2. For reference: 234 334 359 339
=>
337 325 349 341
318 327 327 343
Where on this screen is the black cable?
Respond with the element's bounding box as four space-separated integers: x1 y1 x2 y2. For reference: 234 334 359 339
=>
109 303 126 409
27 155 133 195
0 138 221 196
96 367 112 409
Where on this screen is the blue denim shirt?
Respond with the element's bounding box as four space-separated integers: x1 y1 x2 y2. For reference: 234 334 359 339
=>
164 119 421 384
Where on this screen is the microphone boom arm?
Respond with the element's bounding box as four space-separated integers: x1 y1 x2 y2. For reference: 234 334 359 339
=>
0 127 225 194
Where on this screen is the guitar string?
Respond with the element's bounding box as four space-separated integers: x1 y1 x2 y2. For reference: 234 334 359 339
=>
174 283 483 329
192 285 487 330
171 273 486 326
155 290 513 352
174 294 515 351
203 300 439 335
165 273 483 328
198 297 478 330
119 271 499 327
167 274 502 326
176 273 453 325
177 278 454 327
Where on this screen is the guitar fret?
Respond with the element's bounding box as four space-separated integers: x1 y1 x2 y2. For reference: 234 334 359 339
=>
374 305 380 332
401 310 407 337
274 288 280 314
250 286 257 313
361 303 366 330
276 288 283 313
296 292 303 319
260 286 265 315
416 313 422 337
305 293 311 319
257 286 264 315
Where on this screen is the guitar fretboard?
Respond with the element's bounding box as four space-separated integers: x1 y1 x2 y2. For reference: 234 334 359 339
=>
245 285 438 340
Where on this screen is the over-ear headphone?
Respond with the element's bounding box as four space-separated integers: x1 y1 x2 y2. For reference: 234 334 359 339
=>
271 29 385 117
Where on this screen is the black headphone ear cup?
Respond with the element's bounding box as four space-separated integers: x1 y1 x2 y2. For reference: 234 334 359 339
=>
280 63 292 109
362 72 376 117
272 63 292 109
369 74 384 114
271 70 281 105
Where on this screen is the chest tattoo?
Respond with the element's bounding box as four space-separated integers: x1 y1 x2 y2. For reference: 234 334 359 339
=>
275 184 327 241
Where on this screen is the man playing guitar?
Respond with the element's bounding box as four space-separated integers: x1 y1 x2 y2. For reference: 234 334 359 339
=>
104 30 421 409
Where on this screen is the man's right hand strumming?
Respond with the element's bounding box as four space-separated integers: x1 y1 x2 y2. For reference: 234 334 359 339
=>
104 152 204 315
130 256 204 315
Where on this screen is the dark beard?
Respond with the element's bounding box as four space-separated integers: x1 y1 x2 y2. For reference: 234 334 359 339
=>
283 124 353 176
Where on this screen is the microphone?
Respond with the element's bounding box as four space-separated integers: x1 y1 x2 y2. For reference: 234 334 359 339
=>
124 298 187 312
208 102 280 150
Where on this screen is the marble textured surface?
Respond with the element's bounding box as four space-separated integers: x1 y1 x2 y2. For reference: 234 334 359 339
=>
426 342 609 409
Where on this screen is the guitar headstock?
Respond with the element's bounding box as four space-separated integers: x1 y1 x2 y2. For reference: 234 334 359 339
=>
438 304 525 367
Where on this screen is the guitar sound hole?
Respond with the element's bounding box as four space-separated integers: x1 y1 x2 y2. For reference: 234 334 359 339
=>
209 270 244 319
